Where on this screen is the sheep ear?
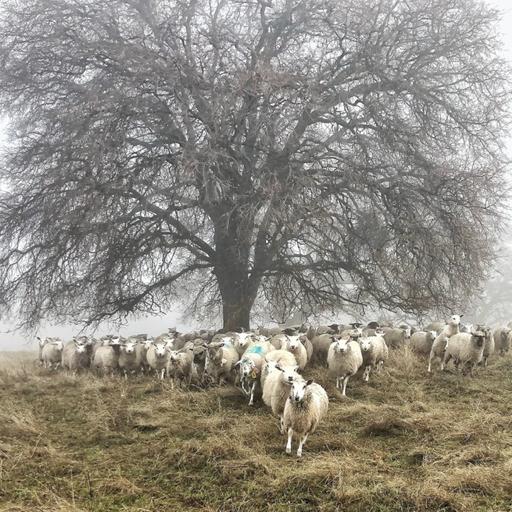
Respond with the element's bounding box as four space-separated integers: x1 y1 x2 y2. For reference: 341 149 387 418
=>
459 314 464 318
275 364 284 372
234 361 241 367
306 379 314 386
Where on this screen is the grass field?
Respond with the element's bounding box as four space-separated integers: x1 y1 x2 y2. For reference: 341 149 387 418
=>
1 349 512 512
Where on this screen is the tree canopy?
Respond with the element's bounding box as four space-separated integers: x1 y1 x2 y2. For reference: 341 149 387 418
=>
0 0 509 330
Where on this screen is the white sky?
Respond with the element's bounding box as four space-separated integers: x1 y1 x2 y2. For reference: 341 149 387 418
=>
1 0 512 349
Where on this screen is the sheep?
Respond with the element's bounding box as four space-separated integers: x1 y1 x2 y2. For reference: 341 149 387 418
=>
134 338 154 373
61 339 90 374
311 333 337 366
265 349 297 367
233 332 258 356
204 337 239 385
167 344 197 388
269 333 287 350
118 339 140 379
493 327 511 356
442 331 485 375
428 315 462 373
92 338 121 376
478 326 494 366
358 335 388 382
410 330 437 356
41 339 64 370
327 337 363 396
235 349 266 405
283 379 329 457
281 335 308 370
381 327 406 349
146 341 169 379
262 364 302 433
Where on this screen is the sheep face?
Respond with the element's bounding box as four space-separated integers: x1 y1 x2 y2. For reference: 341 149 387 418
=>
37 337 46 348
331 338 349 354
74 342 87 354
110 337 121 346
276 364 300 384
471 332 485 348
289 379 312 403
359 337 372 353
237 358 257 378
154 343 167 357
428 330 437 341
448 315 462 326
286 335 301 352
235 332 253 350
349 328 363 340
122 341 136 354
144 339 154 349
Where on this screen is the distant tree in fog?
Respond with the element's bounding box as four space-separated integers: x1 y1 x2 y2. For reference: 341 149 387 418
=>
0 0 509 331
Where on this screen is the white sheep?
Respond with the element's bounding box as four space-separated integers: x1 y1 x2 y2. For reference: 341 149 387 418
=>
493 327 511 356
41 338 64 370
265 349 298 367
428 314 462 373
442 331 485 375
146 342 169 379
92 338 121 376
283 379 329 457
358 335 388 382
204 337 239 385
410 330 437 356
281 335 308 370
479 326 494 366
262 364 302 433
235 349 266 405
118 339 139 379
327 337 363 396
167 344 197 388
61 339 89 374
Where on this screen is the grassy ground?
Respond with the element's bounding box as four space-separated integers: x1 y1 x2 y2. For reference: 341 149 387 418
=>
1 349 512 512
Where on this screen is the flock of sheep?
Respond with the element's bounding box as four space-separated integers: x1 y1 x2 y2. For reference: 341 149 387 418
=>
36 315 510 457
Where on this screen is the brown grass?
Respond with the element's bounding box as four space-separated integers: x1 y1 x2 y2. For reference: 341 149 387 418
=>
1 348 512 511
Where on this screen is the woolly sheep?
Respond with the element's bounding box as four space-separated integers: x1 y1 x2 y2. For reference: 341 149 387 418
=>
493 327 511 356
118 339 139 379
410 331 437 356
359 335 388 382
479 326 494 366
265 349 297 367
41 339 64 370
233 332 258 356
442 331 485 375
283 379 329 457
134 338 154 373
262 364 302 433
204 338 239 385
167 344 197 388
146 342 169 379
281 335 308 370
92 339 121 376
327 338 363 396
382 327 406 349
428 315 462 373
61 340 89 374
36 337 47 366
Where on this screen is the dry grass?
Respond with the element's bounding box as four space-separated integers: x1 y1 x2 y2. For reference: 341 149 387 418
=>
1 348 512 511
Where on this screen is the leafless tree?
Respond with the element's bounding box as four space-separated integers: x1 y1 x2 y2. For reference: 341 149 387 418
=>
0 0 509 331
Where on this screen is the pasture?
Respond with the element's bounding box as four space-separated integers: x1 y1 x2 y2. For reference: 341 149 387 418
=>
1 349 512 512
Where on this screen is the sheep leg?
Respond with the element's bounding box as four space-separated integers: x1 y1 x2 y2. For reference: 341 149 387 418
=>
286 428 293 454
279 415 285 434
297 433 308 457
249 382 256 406
441 352 451 371
336 376 341 390
342 376 349 396
363 366 371 382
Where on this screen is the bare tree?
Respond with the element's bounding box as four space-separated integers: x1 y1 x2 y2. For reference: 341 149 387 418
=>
0 0 509 331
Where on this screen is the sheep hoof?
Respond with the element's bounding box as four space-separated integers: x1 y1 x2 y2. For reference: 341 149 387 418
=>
285 446 291 454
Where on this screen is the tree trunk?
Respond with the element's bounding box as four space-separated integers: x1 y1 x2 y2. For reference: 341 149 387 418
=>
222 297 252 332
